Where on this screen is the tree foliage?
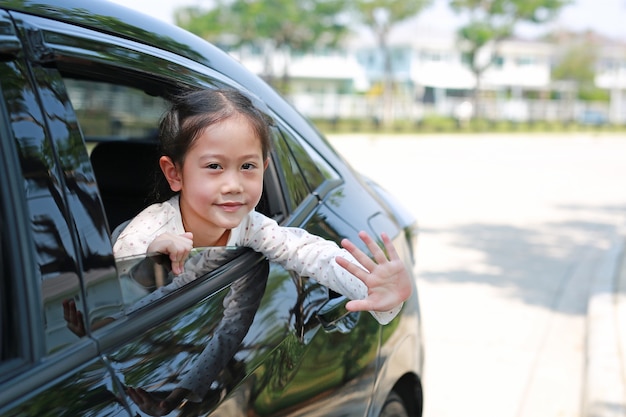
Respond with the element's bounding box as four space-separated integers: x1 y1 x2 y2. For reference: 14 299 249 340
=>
353 0 432 44
174 0 351 92
451 0 571 114
551 35 609 101
351 0 433 124
552 43 595 86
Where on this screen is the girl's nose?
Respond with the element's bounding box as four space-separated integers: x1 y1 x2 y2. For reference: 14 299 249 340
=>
221 171 244 193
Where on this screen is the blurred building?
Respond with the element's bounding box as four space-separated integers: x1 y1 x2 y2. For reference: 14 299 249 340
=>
228 28 626 125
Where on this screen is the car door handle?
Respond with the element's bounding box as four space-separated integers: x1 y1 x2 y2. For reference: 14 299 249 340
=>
316 296 360 333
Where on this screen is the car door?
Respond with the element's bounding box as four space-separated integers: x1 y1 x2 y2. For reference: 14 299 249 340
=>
239 126 383 417
0 10 131 416
95 127 382 417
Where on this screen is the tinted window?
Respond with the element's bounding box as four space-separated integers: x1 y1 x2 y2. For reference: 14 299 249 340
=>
115 247 246 313
285 129 340 189
31 16 282 323
273 125 340 207
272 127 311 210
65 79 168 139
0 55 86 355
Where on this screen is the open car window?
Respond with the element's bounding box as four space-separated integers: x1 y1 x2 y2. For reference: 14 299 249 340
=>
64 247 251 340
114 246 246 313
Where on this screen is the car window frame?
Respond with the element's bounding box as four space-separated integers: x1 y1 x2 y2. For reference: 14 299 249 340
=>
10 11 289 335
0 80 34 376
0 13 107 413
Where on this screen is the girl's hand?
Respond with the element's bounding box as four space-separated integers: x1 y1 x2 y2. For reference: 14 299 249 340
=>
147 232 194 275
336 231 412 313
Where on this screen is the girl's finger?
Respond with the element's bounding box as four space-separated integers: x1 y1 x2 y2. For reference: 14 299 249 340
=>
335 255 369 285
380 232 401 261
346 298 373 312
358 231 389 265
341 237 376 272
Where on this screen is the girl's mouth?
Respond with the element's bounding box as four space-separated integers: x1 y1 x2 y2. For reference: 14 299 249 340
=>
218 202 244 212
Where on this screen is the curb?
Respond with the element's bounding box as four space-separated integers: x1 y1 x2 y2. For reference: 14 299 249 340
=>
584 227 626 417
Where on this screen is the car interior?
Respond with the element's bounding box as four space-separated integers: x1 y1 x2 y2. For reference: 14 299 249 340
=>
89 140 171 232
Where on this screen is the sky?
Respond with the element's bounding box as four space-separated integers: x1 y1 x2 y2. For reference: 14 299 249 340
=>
108 0 626 42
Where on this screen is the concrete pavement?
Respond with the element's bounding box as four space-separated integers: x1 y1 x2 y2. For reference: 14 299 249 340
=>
585 226 626 417
328 133 626 417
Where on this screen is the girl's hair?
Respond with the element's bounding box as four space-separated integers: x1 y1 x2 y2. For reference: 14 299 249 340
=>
153 88 272 200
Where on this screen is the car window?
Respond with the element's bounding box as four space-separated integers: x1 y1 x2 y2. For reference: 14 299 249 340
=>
65 79 169 140
114 247 245 313
282 127 340 190
12 12 297 334
0 56 88 357
271 127 311 211
272 124 340 210
59 77 269 326
60 78 254 328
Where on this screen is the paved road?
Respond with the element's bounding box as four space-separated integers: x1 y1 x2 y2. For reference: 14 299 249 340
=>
328 133 626 417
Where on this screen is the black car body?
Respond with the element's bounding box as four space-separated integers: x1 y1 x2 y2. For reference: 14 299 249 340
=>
0 1 424 415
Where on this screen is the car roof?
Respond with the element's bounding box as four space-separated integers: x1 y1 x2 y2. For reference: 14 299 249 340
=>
4 1 259 87
5 1 218 63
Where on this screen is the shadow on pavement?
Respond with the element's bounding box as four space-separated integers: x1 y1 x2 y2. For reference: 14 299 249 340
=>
416 203 626 315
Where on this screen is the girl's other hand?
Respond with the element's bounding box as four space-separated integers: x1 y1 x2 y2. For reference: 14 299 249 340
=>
336 231 412 313
147 232 194 275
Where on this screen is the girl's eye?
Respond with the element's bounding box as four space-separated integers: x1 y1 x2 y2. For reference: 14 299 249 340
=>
207 163 221 170
241 163 255 170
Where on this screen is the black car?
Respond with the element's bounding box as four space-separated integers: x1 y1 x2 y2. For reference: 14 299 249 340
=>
0 1 424 415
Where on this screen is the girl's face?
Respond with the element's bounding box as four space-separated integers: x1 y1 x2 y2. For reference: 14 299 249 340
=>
164 116 268 246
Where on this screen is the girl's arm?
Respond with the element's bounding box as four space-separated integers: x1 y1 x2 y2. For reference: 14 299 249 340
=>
241 213 411 324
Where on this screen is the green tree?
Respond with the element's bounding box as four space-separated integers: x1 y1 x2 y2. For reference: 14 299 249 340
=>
450 0 571 117
352 0 433 125
174 0 350 94
551 35 608 101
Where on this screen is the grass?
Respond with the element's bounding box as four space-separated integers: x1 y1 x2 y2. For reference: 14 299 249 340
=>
310 116 626 135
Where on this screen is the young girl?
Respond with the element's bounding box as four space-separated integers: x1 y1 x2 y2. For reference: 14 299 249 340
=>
113 88 412 321
112 88 413 414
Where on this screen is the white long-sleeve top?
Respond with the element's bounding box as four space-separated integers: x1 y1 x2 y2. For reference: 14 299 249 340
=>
113 195 401 325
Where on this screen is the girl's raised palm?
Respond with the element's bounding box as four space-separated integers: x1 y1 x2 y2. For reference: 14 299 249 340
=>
335 231 412 313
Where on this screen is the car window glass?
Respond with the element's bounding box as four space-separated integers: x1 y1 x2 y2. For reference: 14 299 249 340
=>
64 79 169 140
293 136 340 186
0 56 88 355
275 124 339 201
117 247 244 312
271 127 311 210
64 247 247 336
